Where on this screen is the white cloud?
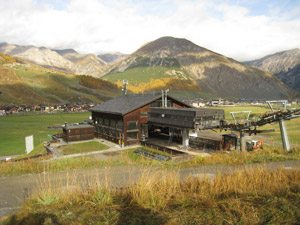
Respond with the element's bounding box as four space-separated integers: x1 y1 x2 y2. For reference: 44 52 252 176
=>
0 0 299 61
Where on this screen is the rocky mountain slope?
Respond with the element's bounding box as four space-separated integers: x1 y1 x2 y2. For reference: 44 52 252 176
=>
54 49 108 76
104 37 294 99
98 52 127 64
0 43 107 77
245 49 300 92
0 53 121 105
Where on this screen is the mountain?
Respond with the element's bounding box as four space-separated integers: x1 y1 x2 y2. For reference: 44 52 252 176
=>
54 49 108 76
0 53 121 105
103 37 294 99
245 49 300 92
98 52 128 64
0 43 107 77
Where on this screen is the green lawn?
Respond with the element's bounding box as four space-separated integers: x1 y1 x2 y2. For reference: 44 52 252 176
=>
60 141 109 155
211 105 270 120
104 66 186 84
0 112 90 156
167 90 217 99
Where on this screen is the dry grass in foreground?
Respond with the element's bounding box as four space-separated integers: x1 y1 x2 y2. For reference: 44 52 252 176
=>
2 167 300 225
0 146 299 176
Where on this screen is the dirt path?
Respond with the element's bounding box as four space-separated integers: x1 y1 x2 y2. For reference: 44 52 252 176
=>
1 161 300 219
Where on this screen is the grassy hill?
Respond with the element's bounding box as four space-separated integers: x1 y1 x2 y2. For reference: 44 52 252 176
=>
103 56 215 97
0 54 122 105
103 37 294 99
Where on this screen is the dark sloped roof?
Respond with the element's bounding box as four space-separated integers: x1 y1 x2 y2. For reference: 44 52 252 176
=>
89 94 190 115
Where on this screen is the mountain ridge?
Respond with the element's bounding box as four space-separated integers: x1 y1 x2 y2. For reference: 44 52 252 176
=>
0 43 107 77
245 48 300 92
0 53 121 105
98 52 127 64
104 36 294 99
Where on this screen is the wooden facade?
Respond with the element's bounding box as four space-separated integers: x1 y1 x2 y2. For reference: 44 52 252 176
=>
63 124 94 142
148 107 225 129
90 94 189 146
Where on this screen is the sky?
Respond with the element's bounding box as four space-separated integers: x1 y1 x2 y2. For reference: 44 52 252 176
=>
0 0 300 61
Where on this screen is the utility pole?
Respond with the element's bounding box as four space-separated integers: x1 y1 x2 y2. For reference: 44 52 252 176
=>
122 80 128 96
161 90 164 107
164 89 169 107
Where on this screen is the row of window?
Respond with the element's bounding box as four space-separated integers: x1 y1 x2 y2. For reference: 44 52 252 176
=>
96 117 123 130
149 113 223 121
96 124 139 141
95 118 139 141
149 113 194 121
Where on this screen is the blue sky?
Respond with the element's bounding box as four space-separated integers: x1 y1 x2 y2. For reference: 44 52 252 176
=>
0 0 300 60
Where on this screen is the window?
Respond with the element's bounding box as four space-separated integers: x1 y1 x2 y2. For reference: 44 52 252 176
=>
140 112 148 117
104 127 109 135
98 117 103 125
165 114 171 118
104 119 109 126
111 129 116 137
126 121 138 141
117 121 123 130
127 131 138 141
127 121 138 131
110 120 116 128
98 125 103 134
149 112 159 118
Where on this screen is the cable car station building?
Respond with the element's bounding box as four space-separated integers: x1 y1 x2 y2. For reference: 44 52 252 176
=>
89 94 224 148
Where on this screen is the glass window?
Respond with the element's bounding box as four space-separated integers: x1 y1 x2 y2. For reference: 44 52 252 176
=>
110 120 116 128
111 129 116 137
104 119 109 126
127 131 138 141
117 121 123 130
140 112 148 117
127 121 138 131
98 125 103 134
104 127 109 135
165 114 171 118
149 113 159 118
98 117 103 125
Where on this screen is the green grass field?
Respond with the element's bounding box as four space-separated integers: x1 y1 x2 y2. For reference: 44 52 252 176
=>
60 141 109 155
0 112 90 156
104 66 185 84
168 90 217 99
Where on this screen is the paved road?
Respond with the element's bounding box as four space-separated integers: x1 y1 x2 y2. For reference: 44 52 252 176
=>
0 155 22 161
1 160 300 219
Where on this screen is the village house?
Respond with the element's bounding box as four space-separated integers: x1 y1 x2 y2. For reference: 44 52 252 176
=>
0 108 5 116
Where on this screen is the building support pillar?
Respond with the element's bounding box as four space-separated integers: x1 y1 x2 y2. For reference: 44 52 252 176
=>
279 119 290 151
182 128 189 149
240 130 246 152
